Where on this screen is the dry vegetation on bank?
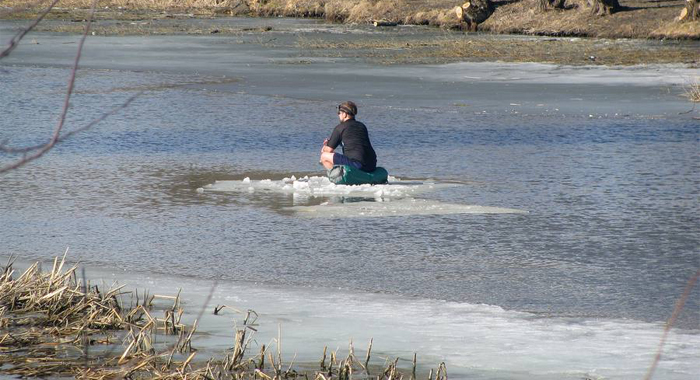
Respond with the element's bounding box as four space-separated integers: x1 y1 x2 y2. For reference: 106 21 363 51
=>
686 78 700 101
2 0 699 39
3 1 697 66
0 254 445 379
294 34 699 65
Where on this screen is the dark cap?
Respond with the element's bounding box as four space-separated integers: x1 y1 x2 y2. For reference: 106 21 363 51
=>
338 101 358 117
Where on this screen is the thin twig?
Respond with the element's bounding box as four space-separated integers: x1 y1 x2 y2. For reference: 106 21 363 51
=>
0 0 60 59
643 269 700 380
193 281 217 328
0 0 98 174
0 92 142 154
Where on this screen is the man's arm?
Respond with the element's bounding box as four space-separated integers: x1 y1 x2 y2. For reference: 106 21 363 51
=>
321 138 334 153
326 125 342 150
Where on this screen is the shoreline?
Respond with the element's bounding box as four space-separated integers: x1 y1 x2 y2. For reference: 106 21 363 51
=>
1 0 699 40
2 16 699 67
6 254 700 331
2 254 699 379
0 255 436 379
1 0 699 68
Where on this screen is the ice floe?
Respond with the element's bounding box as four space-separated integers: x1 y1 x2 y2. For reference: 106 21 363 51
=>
290 198 527 218
197 176 528 217
197 175 455 199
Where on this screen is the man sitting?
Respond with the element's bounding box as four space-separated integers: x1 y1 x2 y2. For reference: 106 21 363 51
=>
320 101 377 173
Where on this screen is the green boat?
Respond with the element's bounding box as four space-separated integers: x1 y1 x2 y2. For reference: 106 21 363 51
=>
327 165 389 185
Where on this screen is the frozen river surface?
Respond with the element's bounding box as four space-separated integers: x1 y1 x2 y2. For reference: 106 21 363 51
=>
1 18 699 379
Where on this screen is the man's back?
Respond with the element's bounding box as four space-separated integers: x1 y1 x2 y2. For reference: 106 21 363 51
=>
327 120 377 172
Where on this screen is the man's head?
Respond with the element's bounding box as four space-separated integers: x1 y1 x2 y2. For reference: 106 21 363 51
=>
337 101 357 121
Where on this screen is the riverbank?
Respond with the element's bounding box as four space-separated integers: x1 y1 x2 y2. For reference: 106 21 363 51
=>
2 0 699 39
3 14 700 67
2 0 699 67
0 255 440 379
2 254 698 379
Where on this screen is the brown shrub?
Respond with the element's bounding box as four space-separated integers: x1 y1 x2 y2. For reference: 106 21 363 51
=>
346 0 402 23
281 0 326 17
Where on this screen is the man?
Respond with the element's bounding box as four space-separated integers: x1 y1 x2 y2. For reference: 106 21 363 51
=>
320 101 377 172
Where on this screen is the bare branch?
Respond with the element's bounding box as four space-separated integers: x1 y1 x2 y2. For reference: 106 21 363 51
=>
0 91 142 154
0 0 61 60
643 269 700 380
0 0 99 174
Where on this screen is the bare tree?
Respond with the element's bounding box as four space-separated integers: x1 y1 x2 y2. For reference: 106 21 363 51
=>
454 0 495 31
678 0 700 21
643 269 700 380
587 0 621 16
0 0 60 59
0 0 139 174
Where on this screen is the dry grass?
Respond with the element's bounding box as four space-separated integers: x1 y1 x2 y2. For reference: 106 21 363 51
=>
0 253 448 379
0 251 195 377
243 0 461 24
483 0 594 36
433 37 700 65
652 19 700 39
295 34 700 66
482 0 696 38
344 0 405 24
685 78 700 102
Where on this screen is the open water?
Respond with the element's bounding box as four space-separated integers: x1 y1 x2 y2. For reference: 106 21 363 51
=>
1 17 699 379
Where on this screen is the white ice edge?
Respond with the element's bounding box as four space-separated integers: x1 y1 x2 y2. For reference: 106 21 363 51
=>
197 176 528 216
371 62 700 86
197 175 449 198
84 267 700 380
289 198 528 217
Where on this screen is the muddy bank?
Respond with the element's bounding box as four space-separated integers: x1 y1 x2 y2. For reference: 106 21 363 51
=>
2 0 699 66
14 15 699 67
2 0 699 39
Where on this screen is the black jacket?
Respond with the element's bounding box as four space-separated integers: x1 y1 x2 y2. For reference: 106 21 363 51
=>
326 119 377 172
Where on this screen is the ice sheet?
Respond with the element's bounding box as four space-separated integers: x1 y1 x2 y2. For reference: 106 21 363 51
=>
67 264 700 380
197 176 526 217
377 61 700 86
290 198 528 217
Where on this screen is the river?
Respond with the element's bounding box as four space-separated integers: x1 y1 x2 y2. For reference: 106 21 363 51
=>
1 17 699 379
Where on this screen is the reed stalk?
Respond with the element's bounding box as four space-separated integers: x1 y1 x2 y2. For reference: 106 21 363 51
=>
1 255 446 379
685 79 700 102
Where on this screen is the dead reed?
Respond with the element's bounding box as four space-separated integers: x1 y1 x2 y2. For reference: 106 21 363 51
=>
685 78 700 102
0 253 446 379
